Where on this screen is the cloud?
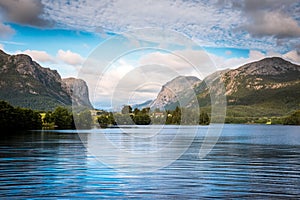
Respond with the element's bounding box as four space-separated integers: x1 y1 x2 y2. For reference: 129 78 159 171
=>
0 0 51 27
56 49 84 66
0 43 4 50
0 22 15 38
41 0 241 46
15 49 84 66
207 50 266 70
139 49 216 78
283 50 300 63
17 49 54 63
244 11 300 38
228 0 300 39
39 0 300 53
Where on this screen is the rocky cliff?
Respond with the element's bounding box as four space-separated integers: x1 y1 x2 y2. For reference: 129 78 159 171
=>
193 57 300 116
62 78 93 109
150 76 201 110
0 50 92 110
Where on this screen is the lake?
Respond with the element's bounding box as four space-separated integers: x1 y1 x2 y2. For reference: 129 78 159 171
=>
0 124 299 199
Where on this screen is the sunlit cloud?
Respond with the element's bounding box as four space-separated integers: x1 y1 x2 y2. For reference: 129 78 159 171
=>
16 49 54 63
56 49 84 66
39 0 300 53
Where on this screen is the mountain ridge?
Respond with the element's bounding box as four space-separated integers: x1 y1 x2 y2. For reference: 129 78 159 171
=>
150 76 201 110
150 57 300 117
0 50 93 110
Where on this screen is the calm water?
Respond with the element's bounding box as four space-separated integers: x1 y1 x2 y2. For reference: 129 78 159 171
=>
0 125 299 199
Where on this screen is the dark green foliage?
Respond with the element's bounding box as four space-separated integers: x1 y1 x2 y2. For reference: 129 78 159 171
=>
97 112 116 128
0 100 42 130
132 107 151 125
114 114 135 125
50 107 75 129
43 111 53 123
283 110 300 125
199 111 210 125
74 109 93 129
170 106 181 124
133 114 151 125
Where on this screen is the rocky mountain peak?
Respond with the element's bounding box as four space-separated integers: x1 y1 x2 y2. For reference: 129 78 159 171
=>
235 57 300 76
62 78 93 108
0 49 9 57
150 76 200 109
0 50 93 110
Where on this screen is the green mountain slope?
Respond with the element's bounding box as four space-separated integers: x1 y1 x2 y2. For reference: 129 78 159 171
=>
0 50 92 111
194 57 300 117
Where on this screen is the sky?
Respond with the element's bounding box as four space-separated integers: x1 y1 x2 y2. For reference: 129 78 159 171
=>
0 0 299 110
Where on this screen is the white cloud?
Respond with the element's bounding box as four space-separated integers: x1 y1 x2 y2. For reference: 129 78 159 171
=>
40 0 300 53
139 49 216 78
56 49 84 66
207 50 266 70
12 48 84 78
0 43 4 50
41 0 242 47
283 50 300 63
18 49 54 63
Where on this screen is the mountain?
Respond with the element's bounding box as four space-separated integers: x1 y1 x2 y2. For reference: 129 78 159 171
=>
0 50 92 111
150 76 201 110
132 99 153 110
194 57 300 117
151 57 300 117
62 78 93 109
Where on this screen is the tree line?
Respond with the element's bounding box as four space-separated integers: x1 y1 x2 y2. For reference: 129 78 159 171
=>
0 100 93 130
0 100 42 130
97 105 210 128
1 100 299 131
43 107 92 129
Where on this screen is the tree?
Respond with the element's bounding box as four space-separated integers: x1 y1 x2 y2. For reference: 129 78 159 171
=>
0 101 42 130
43 111 53 123
121 105 132 114
51 107 74 129
133 108 140 115
283 110 300 125
97 112 116 128
133 114 151 125
171 106 181 124
199 111 210 125
75 109 93 129
141 107 150 114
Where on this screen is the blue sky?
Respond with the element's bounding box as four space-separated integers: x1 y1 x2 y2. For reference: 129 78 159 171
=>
3 24 103 56
0 0 299 109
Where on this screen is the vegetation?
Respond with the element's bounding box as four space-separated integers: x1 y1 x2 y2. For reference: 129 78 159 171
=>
43 107 93 130
283 110 300 125
0 100 42 130
0 100 95 131
97 111 116 128
74 109 93 129
97 105 210 127
43 107 75 129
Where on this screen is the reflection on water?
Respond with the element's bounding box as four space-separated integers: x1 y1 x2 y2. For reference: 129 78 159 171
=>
0 125 299 198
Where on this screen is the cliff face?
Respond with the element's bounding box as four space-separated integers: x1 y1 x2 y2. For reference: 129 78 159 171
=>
220 57 300 96
62 78 93 109
150 76 201 110
0 50 93 110
149 57 300 117
192 57 300 116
